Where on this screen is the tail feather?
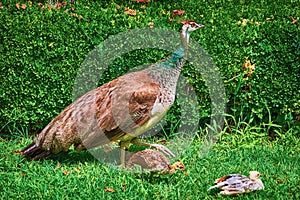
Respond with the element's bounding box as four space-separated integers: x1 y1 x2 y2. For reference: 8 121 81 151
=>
208 183 225 191
208 185 219 191
21 141 51 160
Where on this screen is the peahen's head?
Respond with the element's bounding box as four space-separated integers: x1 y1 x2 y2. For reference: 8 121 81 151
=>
249 171 262 180
182 20 205 34
180 20 205 45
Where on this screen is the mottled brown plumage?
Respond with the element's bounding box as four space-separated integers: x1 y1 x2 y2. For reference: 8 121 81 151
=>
20 21 205 165
126 149 185 174
208 171 264 195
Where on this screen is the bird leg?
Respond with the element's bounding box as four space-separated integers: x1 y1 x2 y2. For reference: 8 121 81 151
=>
131 138 176 157
119 140 131 168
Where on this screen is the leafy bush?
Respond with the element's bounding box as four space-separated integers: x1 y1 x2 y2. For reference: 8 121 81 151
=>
0 0 299 135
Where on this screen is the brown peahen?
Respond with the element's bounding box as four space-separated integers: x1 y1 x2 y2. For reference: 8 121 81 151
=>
20 20 205 165
126 149 185 174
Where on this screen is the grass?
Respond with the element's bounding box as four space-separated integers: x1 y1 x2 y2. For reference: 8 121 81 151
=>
0 0 299 199
1 124 299 199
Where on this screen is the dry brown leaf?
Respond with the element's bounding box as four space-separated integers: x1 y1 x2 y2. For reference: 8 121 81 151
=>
156 139 167 144
56 3 62 9
170 9 185 21
62 1 67 6
124 8 136 16
63 171 69 176
242 58 255 78
122 184 126 190
116 4 121 10
21 4 27 9
16 3 20 9
21 171 26 176
148 22 154 28
290 16 298 24
14 150 21 154
276 179 284 184
0 6 3 9
104 187 115 193
38 3 43 7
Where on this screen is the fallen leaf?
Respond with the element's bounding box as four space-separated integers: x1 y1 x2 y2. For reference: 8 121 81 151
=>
21 4 27 9
55 164 61 170
22 171 26 176
290 16 298 24
124 8 136 16
148 22 154 28
104 187 115 193
64 9 68 13
63 171 69 176
242 58 255 78
62 1 67 6
14 150 21 154
276 179 283 184
38 3 43 7
156 139 167 144
266 15 274 21
122 184 126 190
0 6 3 9
56 3 62 9
116 4 121 10
16 3 20 9
173 9 184 15
8 5 11 9
48 42 54 47
170 9 185 21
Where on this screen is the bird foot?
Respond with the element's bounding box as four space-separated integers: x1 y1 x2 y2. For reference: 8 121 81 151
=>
149 143 176 158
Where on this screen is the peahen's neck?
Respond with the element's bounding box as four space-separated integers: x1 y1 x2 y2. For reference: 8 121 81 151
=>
144 30 190 105
160 30 190 70
145 29 190 90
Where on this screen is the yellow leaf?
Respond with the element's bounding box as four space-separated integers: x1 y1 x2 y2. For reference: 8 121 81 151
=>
48 42 54 47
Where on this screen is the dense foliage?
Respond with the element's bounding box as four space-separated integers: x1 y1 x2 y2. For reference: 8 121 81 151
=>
0 0 299 135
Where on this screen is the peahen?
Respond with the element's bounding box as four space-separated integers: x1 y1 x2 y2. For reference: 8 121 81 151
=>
208 171 264 195
20 20 205 165
126 149 185 174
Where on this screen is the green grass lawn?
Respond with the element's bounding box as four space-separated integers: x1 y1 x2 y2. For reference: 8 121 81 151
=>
1 0 299 199
1 126 299 199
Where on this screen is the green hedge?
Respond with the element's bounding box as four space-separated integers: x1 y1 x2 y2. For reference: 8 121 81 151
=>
0 0 299 134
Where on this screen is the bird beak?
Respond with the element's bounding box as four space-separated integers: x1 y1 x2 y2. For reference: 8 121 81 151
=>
197 24 205 28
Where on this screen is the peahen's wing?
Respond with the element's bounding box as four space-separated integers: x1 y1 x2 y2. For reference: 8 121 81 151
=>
33 70 161 153
71 71 161 150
